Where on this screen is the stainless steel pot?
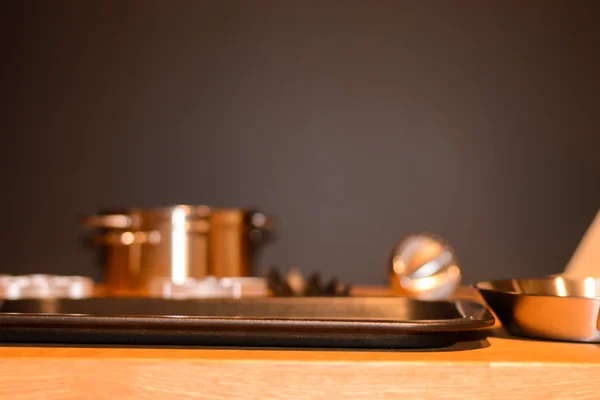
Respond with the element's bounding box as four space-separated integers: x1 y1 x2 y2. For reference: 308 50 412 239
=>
82 205 274 295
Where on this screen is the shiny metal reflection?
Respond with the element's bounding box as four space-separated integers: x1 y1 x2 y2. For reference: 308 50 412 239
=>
476 276 600 298
171 206 188 285
389 233 461 300
476 277 600 342
82 205 274 295
555 276 567 297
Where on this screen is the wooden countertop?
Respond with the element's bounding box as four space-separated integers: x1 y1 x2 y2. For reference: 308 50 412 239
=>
0 288 599 399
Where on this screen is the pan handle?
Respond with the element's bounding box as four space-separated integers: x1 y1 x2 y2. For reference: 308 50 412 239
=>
81 214 132 229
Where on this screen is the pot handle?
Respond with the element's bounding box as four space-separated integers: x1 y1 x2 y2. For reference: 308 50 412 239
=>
247 214 276 263
250 213 275 230
81 214 133 229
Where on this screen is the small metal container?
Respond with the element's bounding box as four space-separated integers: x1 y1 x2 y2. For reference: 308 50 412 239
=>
475 277 600 343
82 205 273 295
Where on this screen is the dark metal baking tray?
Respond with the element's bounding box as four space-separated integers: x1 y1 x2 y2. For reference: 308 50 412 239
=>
0 297 494 348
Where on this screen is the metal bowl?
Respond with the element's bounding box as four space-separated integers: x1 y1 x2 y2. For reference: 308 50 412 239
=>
475 277 600 343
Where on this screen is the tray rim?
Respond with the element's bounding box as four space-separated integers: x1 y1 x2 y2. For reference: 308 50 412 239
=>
0 297 495 333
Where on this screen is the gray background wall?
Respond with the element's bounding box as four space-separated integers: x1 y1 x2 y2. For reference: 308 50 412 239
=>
3 1 600 284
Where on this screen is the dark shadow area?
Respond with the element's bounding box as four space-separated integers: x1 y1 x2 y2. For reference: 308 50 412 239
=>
0 327 494 352
0 338 490 353
486 327 600 347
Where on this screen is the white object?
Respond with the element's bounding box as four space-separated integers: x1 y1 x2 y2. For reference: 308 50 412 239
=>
0 275 94 299
564 211 600 278
220 277 268 298
150 276 268 299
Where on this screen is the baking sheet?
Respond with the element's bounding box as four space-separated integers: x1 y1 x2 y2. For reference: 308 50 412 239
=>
0 297 494 348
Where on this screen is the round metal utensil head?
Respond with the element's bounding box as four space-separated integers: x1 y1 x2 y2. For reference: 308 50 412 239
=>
389 233 461 300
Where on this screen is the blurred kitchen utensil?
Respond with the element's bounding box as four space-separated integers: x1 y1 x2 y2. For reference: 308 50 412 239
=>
0 274 94 299
475 277 600 343
81 205 274 295
265 266 351 297
388 233 461 300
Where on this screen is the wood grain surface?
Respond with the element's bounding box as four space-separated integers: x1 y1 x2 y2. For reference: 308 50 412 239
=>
0 287 599 399
1 337 599 400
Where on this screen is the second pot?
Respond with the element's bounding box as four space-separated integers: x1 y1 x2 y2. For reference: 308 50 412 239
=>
82 205 274 295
